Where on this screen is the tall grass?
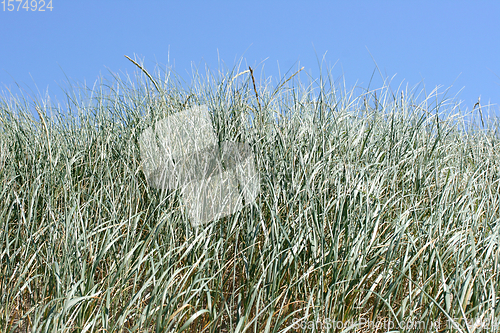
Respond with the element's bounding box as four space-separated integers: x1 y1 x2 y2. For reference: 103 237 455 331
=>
1 60 500 332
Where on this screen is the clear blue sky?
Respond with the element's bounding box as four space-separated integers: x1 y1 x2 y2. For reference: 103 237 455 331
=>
1 1 499 117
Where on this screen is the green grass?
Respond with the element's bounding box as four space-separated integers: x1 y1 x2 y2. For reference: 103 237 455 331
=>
1 59 500 332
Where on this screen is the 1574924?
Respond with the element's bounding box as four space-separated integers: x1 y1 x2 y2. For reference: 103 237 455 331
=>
1 0 52 11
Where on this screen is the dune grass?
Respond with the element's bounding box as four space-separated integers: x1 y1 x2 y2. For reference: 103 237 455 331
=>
1 60 500 332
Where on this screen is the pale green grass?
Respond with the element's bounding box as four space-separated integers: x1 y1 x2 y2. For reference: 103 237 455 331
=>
1 60 500 332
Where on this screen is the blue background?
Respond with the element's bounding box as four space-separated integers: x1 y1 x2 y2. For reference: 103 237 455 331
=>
1 1 499 117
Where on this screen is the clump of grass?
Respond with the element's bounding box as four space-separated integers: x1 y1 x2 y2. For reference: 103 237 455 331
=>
1 58 499 333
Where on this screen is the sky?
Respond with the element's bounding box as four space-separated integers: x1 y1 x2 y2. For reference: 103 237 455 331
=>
1 1 499 120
